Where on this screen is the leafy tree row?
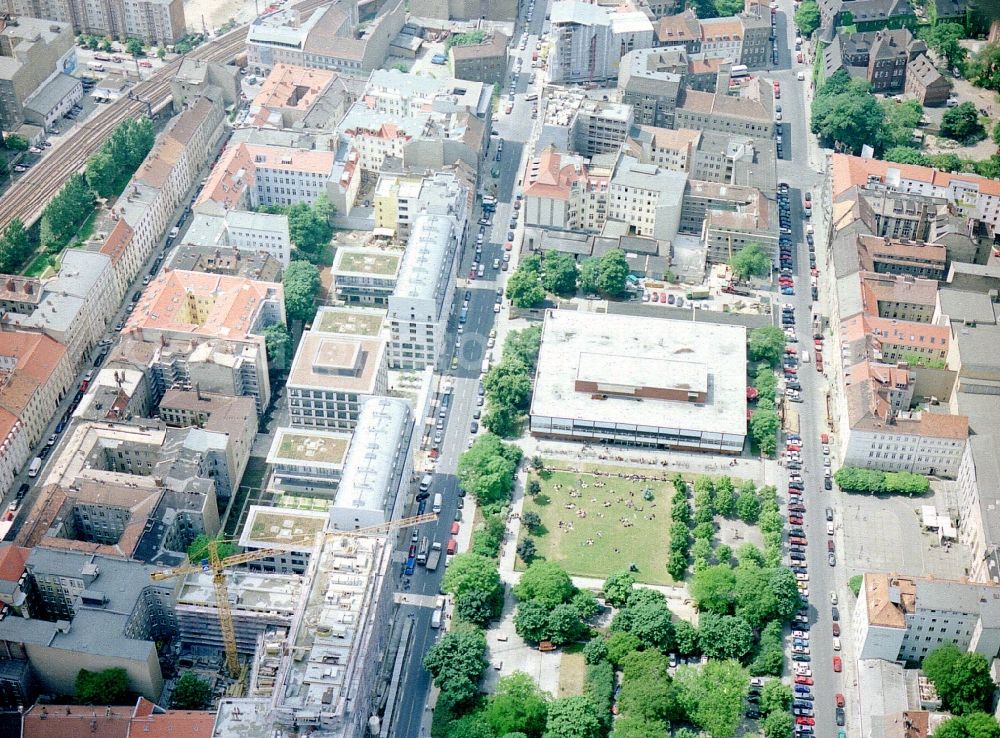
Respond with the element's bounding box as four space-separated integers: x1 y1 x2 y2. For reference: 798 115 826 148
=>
833 466 930 495
456 433 522 509
481 353 533 437
668 475 693 580
794 0 820 35
282 260 321 323
505 249 630 308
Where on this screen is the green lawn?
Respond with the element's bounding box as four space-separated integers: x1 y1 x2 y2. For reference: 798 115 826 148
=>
22 252 56 278
519 462 675 585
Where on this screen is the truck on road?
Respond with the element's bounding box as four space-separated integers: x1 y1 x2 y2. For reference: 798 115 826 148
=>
425 542 442 571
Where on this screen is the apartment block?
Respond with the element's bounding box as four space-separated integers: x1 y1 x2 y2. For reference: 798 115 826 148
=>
331 246 402 306
607 154 686 242
171 59 241 112
703 188 779 265
547 1 614 83
246 0 404 77
854 572 1000 664
266 426 351 497
167 244 283 282
387 214 461 370
618 48 685 128
572 99 633 158
286 322 389 431
0 17 76 130
673 79 775 138
0 548 179 698
410 0 516 21
860 273 938 322
4 0 184 45
448 30 509 86
73 366 152 423
373 170 471 243
239 505 327 574
182 211 291 266
523 147 610 233
821 28 923 94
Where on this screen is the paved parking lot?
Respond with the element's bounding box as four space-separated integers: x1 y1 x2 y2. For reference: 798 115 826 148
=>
839 485 970 579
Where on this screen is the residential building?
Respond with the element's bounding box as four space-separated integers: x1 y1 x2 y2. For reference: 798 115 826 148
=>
572 99 634 158
448 31 509 86
681 179 779 263
363 68 489 119
688 130 776 189
860 273 938 322
625 125 700 172
73 366 152 423
853 572 1000 664
331 245 403 306
246 0 404 77
372 170 472 241
0 16 76 131
818 0 916 35
617 48 685 128
328 396 413 530
409 0 517 21
830 153 1000 231
530 311 747 452
548 1 613 83
182 210 292 266
238 506 327 574
821 28 923 93
606 153 686 241
673 79 775 138
857 234 947 279
266 427 351 497
387 214 462 370
286 320 389 430
247 63 363 131
655 9 701 52
4 0 185 45
166 244 283 282
175 569 302 654
523 147 610 233
905 53 951 105
0 548 179 698
654 5 770 68
170 58 240 112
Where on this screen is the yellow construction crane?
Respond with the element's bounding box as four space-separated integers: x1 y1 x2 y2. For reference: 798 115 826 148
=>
150 512 439 678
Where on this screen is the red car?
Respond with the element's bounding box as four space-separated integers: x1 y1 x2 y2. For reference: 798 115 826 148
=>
794 676 813 685
789 536 807 545
786 444 801 452
796 717 815 726
833 656 842 672
835 693 845 708
450 521 460 535
789 516 804 525
784 367 798 374
469 267 477 279
832 623 841 636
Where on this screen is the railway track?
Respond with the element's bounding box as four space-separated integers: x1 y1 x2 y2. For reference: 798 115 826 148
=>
0 0 325 234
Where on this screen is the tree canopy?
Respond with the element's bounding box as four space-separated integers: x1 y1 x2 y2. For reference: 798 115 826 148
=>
542 696 603 738
697 613 754 661
794 0 820 35
749 326 786 366
578 249 629 298
730 243 771 281
940 102 986 144
542 251 579 296
923 645 997 715
484 673 550 738
602 570 635 608
262 323 292 373
283 260 321 322
514 561 575 607
674 660 748 738
932 713 1000 738
833 466 929 494
507 255 546 308
503 325 542 369
457 434 522 507
170 671 212 709
424 624 488 707
919 22 966 69
811 71 887 155
967 43 1000 92
76 667 130 705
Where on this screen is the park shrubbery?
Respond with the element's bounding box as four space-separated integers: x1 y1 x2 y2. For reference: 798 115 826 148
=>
833 466 930 495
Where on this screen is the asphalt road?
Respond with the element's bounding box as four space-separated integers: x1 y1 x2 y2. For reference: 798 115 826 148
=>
770 1 844 730
389 7 545 736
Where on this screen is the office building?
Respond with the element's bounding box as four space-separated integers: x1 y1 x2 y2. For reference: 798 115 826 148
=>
266 426 351 497
4 0 185 45
238 505 328 574
331 245 403 306
617 48 685 128
530 311 747 452
673 78 775 138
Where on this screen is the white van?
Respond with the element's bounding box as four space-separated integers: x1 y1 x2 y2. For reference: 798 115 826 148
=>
419 474 433 493
481 358 491 375
28 457 42 478
432 493 443 514
802 350 810 364
477 264 485 278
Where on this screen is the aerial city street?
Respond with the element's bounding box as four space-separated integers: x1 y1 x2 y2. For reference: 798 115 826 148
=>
0 0 995 735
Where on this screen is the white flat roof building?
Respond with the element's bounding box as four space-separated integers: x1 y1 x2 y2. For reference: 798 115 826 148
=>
329 396 413 530
530 311 747 453
266 427 352 496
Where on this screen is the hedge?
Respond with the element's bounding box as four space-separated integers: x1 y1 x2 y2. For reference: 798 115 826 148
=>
833 467 930 495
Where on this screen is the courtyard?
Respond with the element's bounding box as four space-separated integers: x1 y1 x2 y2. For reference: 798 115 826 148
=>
518 461 676 585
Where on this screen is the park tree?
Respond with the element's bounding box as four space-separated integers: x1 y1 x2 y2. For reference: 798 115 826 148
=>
690 564 736 615
618 652 683 723
517 537 537 564
794 0 820 35
187 534 235 563
612 716 668 738
572 590 600 620
674 620 701 657
457 434 521 506
730 243 771 281
811 72 887 154
282 260 321 322
749 327 787 366
424 625 488 706
605 631 642 666
483 404 521 438
611 590 675 653
933 713 1000 738
750 408 780 456
697 614 754 661
919 22 967 69
514 561 575 607
548 604 586 645
602 570 635 608
714 476 737 518
522 511 542 530
76 667 130 704
763 711 795 738
455 586 502 626
170 671 212 709
262 323 292 372
760 680 792 715
515 599 552 643
967 43 1000 92
751 620 786 677
543 696 602 738
5 134 28 151
940 102 986 144
485 672 550 738
40 173 94 250
125 37 144 56
674 660 749 738
754 366 778 402
507 255 546 308
923 645 997 715
504 325 542 368
443 553 503 600
583 637 608 664
484 357 533 411
542 251 579 296
879 98 924 150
